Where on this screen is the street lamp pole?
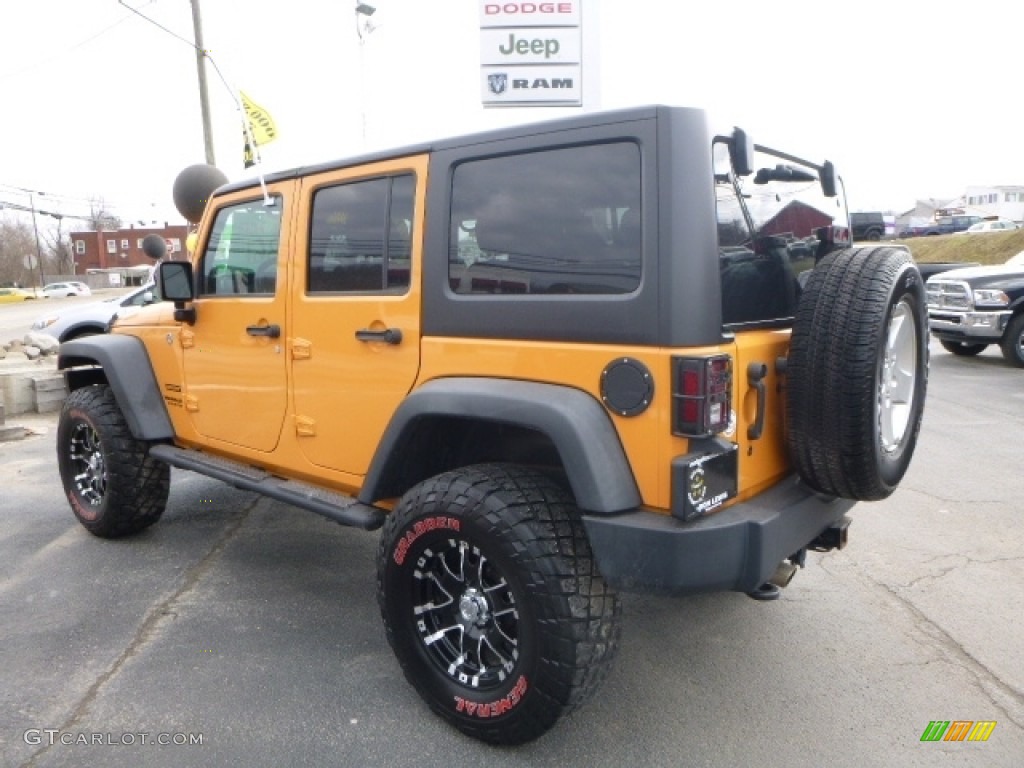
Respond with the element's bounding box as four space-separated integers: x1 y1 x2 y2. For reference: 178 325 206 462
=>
355 3 377 148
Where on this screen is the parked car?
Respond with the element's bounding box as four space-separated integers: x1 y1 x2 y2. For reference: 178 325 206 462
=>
41 281 92 298
0 287 37 303
927 263 1024 366
30 283 157 342
850 211 886 241
953 219 1019 235
900 215 983 237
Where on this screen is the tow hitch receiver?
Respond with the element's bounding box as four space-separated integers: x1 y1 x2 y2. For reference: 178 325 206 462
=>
810 517 851 552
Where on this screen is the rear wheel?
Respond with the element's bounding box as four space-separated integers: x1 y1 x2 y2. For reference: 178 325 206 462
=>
787 247 928 500
940 340 988 357
377 464 620 745
57 385 169 537
999 314 1024 367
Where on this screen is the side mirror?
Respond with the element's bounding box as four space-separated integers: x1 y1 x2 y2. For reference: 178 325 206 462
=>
820 160 838 198
730 127 755 177
158 261 196 324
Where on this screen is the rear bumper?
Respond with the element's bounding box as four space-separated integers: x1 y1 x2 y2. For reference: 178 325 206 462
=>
582 476 855 595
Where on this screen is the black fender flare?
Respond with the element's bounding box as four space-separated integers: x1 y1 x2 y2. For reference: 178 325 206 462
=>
359 378 642 514
58 321 109 342
58 335 174 441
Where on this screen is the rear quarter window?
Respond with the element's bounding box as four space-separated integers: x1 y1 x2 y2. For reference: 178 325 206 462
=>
448 142 641 296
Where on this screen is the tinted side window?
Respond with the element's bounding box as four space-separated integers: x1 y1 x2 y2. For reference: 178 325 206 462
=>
199 198 282 296
308 174 414 294
714 141 827 326
449 142 641 295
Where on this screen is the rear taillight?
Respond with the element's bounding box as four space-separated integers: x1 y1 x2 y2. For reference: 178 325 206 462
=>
672 355 732 437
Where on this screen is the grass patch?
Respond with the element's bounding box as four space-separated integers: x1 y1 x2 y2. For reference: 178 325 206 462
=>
892 229 1024 266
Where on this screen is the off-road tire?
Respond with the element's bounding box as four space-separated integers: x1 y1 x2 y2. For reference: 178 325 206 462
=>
377 463 621 745
787 246 928 500
999 314 1024 367
57 385 170 538
940 340 988 357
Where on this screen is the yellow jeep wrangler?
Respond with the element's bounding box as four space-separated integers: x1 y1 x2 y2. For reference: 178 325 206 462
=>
56 105 928 744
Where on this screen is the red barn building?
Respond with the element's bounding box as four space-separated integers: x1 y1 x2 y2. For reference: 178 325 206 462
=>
760 200 834 240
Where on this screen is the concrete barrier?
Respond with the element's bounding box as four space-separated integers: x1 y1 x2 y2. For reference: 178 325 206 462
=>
0 357 63 418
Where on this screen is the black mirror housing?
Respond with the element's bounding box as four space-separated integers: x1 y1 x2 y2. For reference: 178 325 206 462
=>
730 127 755 177
158 261 194 302
820 160 838 198
158 261 197 324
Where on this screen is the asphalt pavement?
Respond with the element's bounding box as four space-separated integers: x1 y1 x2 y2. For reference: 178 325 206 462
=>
0 339 1021 768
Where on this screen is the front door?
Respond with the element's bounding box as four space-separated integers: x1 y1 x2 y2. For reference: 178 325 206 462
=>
289 157 427 476
181 184 294 453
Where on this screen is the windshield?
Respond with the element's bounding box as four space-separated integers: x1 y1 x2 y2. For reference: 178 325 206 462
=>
713 140 847 327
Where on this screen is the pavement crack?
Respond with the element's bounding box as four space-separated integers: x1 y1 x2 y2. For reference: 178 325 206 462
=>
898 485 1006 505
837 560 1024 729
19 497 259 768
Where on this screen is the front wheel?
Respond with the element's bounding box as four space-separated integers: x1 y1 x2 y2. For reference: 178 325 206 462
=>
999 314 1024 367
940 340 988 356
377 464 621 745
57 385 169 537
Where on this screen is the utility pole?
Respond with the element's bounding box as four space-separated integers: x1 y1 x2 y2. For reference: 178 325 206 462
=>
29 192 46 288
190 0 216 165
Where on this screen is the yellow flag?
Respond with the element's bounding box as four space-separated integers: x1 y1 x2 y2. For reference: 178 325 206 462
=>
240 90 279 146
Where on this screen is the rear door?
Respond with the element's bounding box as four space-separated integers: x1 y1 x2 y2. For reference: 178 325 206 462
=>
289 156 427 476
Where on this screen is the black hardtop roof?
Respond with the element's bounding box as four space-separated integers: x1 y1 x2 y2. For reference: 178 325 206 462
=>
214 104 691 197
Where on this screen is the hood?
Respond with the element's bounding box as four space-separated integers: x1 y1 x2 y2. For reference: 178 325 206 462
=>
927 264 1024 282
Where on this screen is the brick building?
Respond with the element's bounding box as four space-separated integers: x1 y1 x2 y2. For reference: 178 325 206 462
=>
70 223 190 273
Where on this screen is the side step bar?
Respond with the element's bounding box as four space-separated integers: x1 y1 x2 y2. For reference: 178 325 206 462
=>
149 444 386 531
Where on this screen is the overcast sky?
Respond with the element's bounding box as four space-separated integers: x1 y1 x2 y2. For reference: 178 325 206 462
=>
1 0 1019 230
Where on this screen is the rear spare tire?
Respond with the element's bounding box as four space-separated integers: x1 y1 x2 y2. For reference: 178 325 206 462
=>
787 247 928 500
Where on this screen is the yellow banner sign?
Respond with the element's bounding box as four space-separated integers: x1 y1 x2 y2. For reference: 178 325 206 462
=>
240 90 278 146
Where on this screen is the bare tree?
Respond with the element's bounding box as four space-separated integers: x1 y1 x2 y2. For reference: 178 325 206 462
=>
84 197 121 231
0 218 40 287
43 215 74 275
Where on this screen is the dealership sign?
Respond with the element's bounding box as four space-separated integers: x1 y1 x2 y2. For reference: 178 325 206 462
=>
480 1 583 107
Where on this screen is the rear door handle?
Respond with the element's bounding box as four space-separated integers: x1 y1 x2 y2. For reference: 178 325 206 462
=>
246 323 281 339
747 362 767 440
355 328 402 345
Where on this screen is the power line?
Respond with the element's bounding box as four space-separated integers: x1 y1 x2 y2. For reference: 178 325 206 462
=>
0 182 168 218
0 2 156 82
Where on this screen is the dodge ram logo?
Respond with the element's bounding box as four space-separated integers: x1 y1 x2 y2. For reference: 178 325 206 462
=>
488 73 508 94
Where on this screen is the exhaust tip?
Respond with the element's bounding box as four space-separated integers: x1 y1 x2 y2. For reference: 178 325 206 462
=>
768 560 799 589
